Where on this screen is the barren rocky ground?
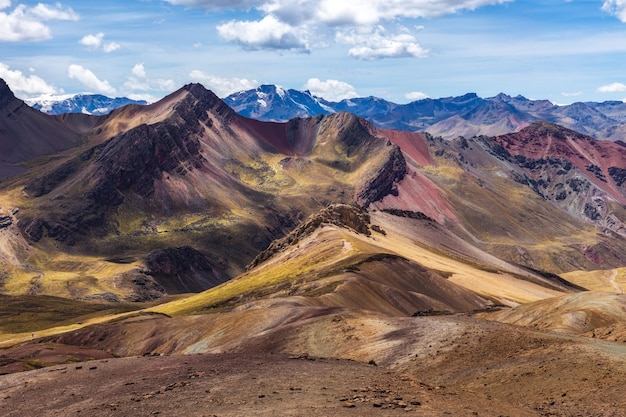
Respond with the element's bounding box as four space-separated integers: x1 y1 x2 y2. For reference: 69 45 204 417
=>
0 353 515 417
2 313 625 416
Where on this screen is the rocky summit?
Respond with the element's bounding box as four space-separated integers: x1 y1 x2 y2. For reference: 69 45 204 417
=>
1 79 626 416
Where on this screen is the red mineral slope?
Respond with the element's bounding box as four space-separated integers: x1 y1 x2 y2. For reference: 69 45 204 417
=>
495 121 626 203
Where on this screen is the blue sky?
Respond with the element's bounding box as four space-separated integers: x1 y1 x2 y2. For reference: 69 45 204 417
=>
2 0 626 104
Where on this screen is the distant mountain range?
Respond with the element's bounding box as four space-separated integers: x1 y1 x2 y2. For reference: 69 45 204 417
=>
26 94 147 116
225 85 626 141
23 85 626 142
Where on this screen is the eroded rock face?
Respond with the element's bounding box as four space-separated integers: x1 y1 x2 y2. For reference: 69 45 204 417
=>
0 215 11 229
481 122 626 235
248 204 370 269
357 145 407 207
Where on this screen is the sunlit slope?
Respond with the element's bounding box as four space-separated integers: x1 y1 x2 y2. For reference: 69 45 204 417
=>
150 205 575 319
561 267 626 293
481 291 626 336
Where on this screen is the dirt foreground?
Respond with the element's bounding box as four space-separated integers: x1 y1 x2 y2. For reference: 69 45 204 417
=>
0 352 525 417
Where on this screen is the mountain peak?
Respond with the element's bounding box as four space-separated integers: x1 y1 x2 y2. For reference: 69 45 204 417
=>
493 93 512 101
181 83 219 101
224 84 332 122
504 120 591 144
0 78 16 107
523 120 577 134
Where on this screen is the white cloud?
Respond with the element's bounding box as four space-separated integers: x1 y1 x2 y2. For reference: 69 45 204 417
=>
171 0 511 24
126 92 160 103
188 70 259 97
337 27 428 60
67 64 116 95
0 2 78 42
602 0 626 22
79 33 102 49
561 91 582 97
0 62 62 96
405 91 429 101
123 63 175 94
102 42 120 53
29 3 79 20
183 0 509 56
217 15 310 51
164 0 264 10
303 78 358 101
131 63 147 78
597 82 626 93
79 32 120 53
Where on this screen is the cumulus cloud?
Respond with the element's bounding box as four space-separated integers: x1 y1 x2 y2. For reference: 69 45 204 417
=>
189 70 259 97
68 64 116 95
169 0 511 23
164 0 264 10
597 82 626 93
0 2 78 42
79 32 120 53
303 78 358 101
131 63 147 78
217 15 310 51
405 91 429 101
0 62 62 96
602 0 626 22
123 63 176 94
337 27 428 60
172 0 508 57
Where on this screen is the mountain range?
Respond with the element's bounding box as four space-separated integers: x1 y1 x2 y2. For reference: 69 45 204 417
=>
1 78 626 415
25 84 626 144
26 93 147 116
225 85 626 141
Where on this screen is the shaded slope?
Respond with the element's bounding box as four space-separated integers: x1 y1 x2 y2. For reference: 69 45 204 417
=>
0 79 82 180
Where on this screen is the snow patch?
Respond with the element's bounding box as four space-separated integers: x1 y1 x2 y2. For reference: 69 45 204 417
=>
276 85 285 99
319 101 336 113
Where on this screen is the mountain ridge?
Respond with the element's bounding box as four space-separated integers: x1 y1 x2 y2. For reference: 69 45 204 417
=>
20 82 626 143
26 93 147 116
225 85 626 141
